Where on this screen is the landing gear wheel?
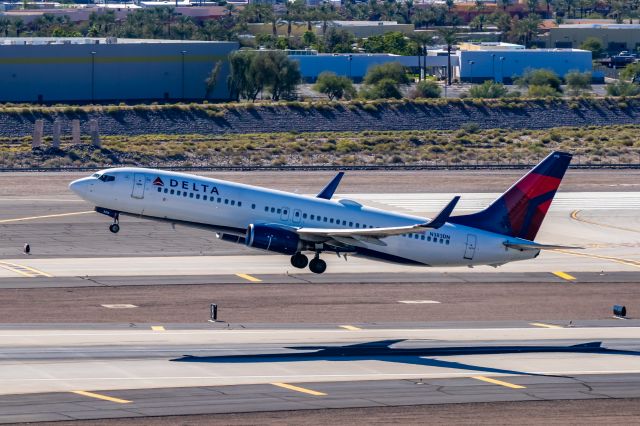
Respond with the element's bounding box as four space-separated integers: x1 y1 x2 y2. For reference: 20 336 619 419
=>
290 253 309 269
109 223 120 234
309 257 327 274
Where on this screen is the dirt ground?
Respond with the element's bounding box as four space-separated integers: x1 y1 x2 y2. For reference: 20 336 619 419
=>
1 169 639 197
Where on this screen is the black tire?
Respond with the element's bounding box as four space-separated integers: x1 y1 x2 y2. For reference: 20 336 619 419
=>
109 223 120 234
309 258 327 274
290 253 308 269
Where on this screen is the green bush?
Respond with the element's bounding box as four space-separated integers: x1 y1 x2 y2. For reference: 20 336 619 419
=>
528 84 561 97
606 81 640 96
412 80 442 98
363 62 410 86
360 78 403 99
313 72 356 101
517 69 562 92
468 81 509 98
565 71 592 96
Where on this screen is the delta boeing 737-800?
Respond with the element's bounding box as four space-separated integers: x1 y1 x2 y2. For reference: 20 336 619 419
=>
69 151 575 274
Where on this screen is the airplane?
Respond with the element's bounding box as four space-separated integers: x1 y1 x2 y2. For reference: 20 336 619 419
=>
69 151 575 274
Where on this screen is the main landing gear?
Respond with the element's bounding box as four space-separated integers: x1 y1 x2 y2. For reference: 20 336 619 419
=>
290 252 327 274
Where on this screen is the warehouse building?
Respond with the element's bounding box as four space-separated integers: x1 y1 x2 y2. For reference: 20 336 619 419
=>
0 38 237 103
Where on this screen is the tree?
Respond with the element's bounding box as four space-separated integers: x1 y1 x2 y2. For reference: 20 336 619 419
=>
517 68 562 92
437 27 458 85
468 80 509 98
11 18 25 37
564 70 592 95
580 37 605 59
321 27 354 53
363 62 410 85
606 80 640 96
314 72 356 100
205 61 222 98
620 62 640 82
268 51 302 101
302 30 316 47
412 80 441 98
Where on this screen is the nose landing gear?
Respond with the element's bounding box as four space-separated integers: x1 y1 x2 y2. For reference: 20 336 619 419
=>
109 213 120 234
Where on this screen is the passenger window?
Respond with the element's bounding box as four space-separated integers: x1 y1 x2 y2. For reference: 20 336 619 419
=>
177 191 181 196
189 193 194 198
349 222 353 227
203 195 207 201
295 211 300 217
356 223 360 228
310 214 315 220
252 204 256 209
164 188 168 193
217 198 221 203
303 213 307 219
446 240 450 245
183 192 187 197
421 235 425 240
342 220 346 225
323 217 327 222
427 236 431 241
196 194 200 199
231 200 235 206
270 207 275 213
440 239 443 244
265 206 269 212
277 208 281 214
157 187 161 193
225 199 229 205
330 218 334 224
283 210 287 215
238 201 242 207
170 189 175 195
414 235 418 239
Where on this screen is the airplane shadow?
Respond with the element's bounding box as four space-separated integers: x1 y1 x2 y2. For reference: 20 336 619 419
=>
170 340 640 378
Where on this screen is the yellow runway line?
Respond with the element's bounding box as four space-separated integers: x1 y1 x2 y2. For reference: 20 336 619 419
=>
0 261 52 278
151 326 165 331
471 376 526 389
529 322 563 329
552 271 576 281
570 210 640 234
71 390 131 404
554 249 640 269
339 325 362 331
271 383 327 396
235 273 262 282
0 211 94 224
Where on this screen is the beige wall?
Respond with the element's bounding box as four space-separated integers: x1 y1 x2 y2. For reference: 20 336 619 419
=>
548 28 640 51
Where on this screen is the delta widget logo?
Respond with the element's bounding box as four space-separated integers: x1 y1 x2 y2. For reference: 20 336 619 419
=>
152 177 164 187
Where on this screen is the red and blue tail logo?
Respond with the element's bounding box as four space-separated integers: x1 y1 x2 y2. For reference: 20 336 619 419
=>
450 152 572 240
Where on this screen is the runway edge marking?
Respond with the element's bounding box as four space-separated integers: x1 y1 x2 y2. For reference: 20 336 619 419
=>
554 249 640 269
151 326 166 331
271 383 327 396
0 261 53 278
71 390 131 404
235 273 262 283
471 376 526 389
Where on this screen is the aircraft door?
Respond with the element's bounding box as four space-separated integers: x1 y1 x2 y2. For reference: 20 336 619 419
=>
280 207 290 222
291 209 302 225
463 234 477 260
131 173 146 199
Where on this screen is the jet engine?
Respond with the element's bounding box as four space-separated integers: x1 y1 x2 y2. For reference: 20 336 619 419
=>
245 223 302 255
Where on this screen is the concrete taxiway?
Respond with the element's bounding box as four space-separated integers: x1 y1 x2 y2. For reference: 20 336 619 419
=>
0 322 639 423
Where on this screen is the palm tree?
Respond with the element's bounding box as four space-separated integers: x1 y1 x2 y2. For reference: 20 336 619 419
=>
437 27 458 85
12 18 25 37
410 32 435 81
0 18 10 37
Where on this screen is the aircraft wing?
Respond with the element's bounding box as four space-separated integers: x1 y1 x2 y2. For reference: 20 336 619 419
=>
297 196 460 244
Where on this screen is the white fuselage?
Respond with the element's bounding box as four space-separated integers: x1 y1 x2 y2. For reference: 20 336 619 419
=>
69 167 538 267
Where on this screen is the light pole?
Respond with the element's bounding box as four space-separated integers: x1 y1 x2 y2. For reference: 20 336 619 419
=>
180 50 186 101
348 54 352 80
499 56 505 83
90 51 96 103
491 53 496 82
468 60 475 84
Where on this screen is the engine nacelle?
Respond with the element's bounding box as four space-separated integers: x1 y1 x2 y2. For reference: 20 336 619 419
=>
245 224 302 255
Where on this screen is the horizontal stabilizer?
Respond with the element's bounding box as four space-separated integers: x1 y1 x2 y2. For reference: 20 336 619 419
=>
503 242 583 250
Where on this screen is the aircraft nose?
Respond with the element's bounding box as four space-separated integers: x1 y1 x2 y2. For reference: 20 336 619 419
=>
69 177 91 198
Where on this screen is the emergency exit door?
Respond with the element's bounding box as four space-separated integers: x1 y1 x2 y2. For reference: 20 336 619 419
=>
131 174 146 199
463 234 477 260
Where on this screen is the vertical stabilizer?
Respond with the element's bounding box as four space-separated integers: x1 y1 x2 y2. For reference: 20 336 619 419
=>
449 151 572 240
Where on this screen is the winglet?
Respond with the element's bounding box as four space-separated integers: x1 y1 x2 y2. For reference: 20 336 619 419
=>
317 172 344 200
422 196 460 229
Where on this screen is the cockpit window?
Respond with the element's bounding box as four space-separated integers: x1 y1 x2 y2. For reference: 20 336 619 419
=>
92 173 101 178
98 174 115 182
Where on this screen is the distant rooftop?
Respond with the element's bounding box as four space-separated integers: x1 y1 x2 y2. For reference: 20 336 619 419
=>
558 23 640 29
0 37 230 45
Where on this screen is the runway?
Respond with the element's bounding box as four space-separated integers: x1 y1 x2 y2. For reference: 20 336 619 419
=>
0 172 637 423
0 322 639 423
